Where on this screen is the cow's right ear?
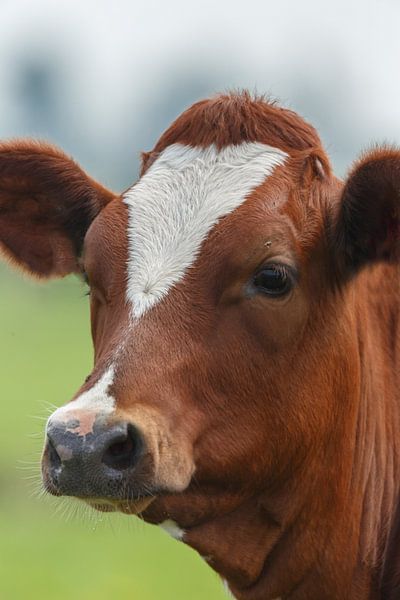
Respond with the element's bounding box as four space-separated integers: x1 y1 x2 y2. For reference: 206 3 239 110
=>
0 140 115 278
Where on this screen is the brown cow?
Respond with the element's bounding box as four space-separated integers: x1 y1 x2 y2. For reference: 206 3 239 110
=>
1 92 400 599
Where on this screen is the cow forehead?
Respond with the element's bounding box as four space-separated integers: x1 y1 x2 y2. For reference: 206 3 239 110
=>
123 142 288 318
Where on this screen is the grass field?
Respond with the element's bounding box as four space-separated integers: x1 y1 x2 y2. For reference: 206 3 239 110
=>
0 265 226 600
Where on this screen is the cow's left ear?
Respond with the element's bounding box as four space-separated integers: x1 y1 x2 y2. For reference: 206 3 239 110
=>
334 147 400 274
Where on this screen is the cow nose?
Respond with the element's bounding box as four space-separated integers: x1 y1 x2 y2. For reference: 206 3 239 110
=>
43 419 144 497
47 422 139 470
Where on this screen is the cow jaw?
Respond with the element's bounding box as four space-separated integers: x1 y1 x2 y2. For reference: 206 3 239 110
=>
142 490 284 596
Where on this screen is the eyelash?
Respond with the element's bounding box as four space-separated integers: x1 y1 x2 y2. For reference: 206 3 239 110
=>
252 263 295 297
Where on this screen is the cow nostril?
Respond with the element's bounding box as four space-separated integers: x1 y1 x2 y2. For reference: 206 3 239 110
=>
102 425 139 471
47 437 61 469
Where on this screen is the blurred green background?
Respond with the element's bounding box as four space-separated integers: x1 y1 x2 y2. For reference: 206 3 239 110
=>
1 1 399 598
0 266 226 599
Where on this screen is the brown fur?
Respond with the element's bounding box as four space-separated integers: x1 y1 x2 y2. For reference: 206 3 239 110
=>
141 91 331 178
2 92 400 599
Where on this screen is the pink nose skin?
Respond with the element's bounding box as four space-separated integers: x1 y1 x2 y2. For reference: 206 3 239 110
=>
42 416 145 499
64 411 98 437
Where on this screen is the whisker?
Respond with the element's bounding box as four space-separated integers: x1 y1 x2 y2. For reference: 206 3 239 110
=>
27 432 43 439
40 401 59 412
28 415 49 422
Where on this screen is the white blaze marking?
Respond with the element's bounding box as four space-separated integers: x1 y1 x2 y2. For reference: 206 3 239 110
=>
124 142 287 318
159 519 185 541
47 366 116 428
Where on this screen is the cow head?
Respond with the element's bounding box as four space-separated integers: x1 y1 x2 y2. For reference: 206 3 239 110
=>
2 93 400 596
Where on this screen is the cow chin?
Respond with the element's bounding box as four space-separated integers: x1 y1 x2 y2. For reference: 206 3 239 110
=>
86 496 155 515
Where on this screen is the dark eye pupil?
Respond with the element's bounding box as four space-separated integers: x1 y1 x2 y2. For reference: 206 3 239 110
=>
253 266 290 296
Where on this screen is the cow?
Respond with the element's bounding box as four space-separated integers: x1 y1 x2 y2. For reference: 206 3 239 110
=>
1 91 400 599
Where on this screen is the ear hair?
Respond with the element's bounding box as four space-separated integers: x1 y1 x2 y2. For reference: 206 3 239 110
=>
306 149 331 181
294 148 332 191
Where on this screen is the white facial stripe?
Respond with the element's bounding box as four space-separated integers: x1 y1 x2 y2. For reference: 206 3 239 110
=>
47 366 116 427
124 142 288 318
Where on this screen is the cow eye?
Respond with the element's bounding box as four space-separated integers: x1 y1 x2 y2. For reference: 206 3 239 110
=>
253 264 293 297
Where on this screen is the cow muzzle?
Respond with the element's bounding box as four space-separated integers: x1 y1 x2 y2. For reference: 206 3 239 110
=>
42 411 153 511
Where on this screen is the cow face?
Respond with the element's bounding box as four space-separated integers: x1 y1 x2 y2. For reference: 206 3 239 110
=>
2 94 400 542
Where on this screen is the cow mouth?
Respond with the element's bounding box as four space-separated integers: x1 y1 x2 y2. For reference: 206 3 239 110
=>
42 456 157 514
42 471 156 516
85 496 155 515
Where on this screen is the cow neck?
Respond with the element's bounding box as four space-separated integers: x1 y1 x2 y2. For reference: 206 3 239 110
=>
351 272 400 599
351 267 400 598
